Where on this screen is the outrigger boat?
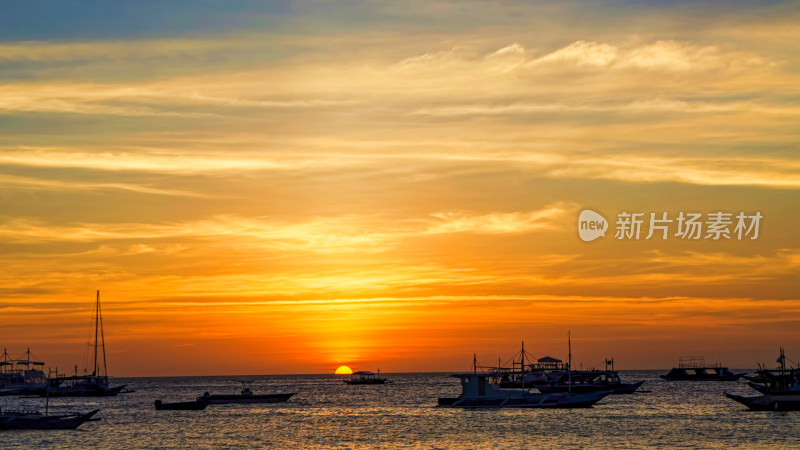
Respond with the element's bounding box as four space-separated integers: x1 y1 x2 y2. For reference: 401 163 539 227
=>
495 342 565 389
0 348 48 396
343 370 387 385
41 291 127 397
742 347 799 390
536 370 645 394
438 355 611 408
725 347 800 411
660 356 744 381
495 342 644 394
724 391 800 411
0 408 100 430
198 381 295 404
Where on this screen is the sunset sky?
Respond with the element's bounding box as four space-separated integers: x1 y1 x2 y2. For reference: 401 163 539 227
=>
1 1 799 376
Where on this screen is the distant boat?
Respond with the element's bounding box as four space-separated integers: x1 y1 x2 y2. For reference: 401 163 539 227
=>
660 356 744 381
43 291 127 397
0 408 99 430
154 399 209 410
438 355 610 408
0 348 48 395
343 371 387 385
198 381 295 404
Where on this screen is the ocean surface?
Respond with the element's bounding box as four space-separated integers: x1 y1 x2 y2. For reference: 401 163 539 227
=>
2 371 799 449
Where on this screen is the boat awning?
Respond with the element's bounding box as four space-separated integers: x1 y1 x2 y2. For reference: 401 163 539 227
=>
352 371 375 375
538 356 562 363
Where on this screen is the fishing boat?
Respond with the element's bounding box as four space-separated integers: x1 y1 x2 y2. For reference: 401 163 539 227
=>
0 348 49 395
197 381 295 404
660 356 744 381
0 408 99 430
42 291 127 397
343 370 387 385
437 355 611 408
154 399 209 410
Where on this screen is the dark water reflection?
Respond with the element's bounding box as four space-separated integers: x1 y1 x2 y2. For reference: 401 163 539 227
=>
2 371 799 448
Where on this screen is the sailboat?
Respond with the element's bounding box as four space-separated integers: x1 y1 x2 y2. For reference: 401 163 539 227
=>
41 291 127 397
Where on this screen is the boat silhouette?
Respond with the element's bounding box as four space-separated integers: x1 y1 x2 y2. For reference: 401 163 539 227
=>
197 381 295 404
43 291 127 397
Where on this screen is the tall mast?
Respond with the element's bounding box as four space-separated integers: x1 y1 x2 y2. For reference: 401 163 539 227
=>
93 290 100 376
567 331 572 393
521 341 525 389
100 292 108 378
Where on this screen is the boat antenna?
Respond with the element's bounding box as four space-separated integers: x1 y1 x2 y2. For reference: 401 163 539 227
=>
473 353 477 374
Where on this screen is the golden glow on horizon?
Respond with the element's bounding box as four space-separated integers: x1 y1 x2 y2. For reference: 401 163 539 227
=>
335 366 353 375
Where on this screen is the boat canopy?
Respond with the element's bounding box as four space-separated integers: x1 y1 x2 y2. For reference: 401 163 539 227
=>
538 356 562 363
352 371 375 375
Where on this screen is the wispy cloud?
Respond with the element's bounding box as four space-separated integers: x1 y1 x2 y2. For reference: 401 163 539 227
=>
426 203 574 234
0 173 217 198
0 204 572 253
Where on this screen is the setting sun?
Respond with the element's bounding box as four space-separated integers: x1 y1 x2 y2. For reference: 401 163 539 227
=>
335 365 353 375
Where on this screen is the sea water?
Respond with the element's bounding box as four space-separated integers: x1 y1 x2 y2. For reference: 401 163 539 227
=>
2 371 799 449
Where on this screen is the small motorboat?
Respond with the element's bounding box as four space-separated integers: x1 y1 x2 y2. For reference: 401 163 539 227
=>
343 371 388 385
197 381 295 404
0 408 99 430
154 399 208 410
